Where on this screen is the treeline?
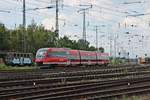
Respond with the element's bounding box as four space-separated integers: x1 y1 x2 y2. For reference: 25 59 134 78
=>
0 22 104 54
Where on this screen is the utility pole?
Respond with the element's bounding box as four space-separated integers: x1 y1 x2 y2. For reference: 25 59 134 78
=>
93 25 105 51
110 36 112 57
51 0 61 46
55 0 59 38
95 26 98 51
78 5 92 42
94 26 100 51
23 0 26 28
114 33 117 59
22 0 26 52
83 11 86 41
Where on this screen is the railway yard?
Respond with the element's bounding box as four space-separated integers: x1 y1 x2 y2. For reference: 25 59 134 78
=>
1 0 150 100
0 64 150 100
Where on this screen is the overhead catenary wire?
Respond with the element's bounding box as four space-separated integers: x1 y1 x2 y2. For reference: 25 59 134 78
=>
0 0 121 36
93 4 130 15
0 10 11 13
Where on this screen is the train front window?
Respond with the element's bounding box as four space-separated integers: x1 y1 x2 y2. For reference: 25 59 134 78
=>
36 49 47 58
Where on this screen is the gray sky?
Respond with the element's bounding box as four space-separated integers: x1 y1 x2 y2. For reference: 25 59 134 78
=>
0 0 150 58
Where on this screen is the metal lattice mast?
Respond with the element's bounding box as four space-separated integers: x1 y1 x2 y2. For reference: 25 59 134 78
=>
55 0 59 38
78 5 92 42
23 0 26 28
22 0 26 52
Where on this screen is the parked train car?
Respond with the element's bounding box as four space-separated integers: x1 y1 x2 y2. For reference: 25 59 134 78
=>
35 48 109 67
3 52 33 66
138 57 150 64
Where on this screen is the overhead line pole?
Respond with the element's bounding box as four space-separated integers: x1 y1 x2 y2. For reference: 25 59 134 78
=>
23 0 26 28
93 25 105 51
83 10 86 41
94 26 100 51
78 5 92 43
55 0 59 38
22 0 26 52
95 26 98 51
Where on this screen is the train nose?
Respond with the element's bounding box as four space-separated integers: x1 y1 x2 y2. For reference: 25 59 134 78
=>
35 58 43 63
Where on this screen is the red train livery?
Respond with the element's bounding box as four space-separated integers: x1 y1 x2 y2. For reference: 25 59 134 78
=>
35 48 109 66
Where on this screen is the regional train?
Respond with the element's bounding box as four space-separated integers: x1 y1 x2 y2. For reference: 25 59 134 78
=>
35 48 109 67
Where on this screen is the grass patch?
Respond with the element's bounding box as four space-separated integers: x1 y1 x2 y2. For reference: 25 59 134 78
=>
110 58 125 66
0 64 38 72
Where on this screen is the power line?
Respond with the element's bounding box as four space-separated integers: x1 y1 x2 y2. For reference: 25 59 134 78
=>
90 9 125 18
26 6 54 11
122 1 144 4
0 10 11 13
2 0 49 10
127 12 150 17
94 4 130 15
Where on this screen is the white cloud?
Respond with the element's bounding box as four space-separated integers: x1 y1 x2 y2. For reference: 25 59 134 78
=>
41 13 67 30
2 0 150 57
42 18 55 30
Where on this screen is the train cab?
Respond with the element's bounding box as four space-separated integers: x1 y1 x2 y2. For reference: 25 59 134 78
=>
35 48 70 66
35 48 49 66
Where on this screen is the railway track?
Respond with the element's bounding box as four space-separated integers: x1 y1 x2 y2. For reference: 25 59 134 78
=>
0 64 149 81
1 64 150 100
1 76 150 100
1 70 150 88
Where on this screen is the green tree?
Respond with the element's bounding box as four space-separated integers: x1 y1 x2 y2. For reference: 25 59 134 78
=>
0 23 10 50
88 46 97 51
57 36 80 50
99 47 104 53
0 22 105 54
9 22 58 54
57 36 102 52
26 22 58 54
77 39 90 50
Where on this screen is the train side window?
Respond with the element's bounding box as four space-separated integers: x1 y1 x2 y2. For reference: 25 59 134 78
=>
17 54 19 58
14 53 16 58
49 51 67 57
27 54 29 58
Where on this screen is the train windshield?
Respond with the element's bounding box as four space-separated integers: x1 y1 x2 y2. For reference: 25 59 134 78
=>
48 51 68 57
36 48 48 58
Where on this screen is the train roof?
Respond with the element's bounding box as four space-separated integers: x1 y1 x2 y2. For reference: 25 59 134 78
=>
38 48 71 51
37 48 109 55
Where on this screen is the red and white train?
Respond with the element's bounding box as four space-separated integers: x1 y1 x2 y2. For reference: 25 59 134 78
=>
35 48 109 67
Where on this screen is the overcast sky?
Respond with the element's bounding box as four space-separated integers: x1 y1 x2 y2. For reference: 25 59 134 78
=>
0 0 150 58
